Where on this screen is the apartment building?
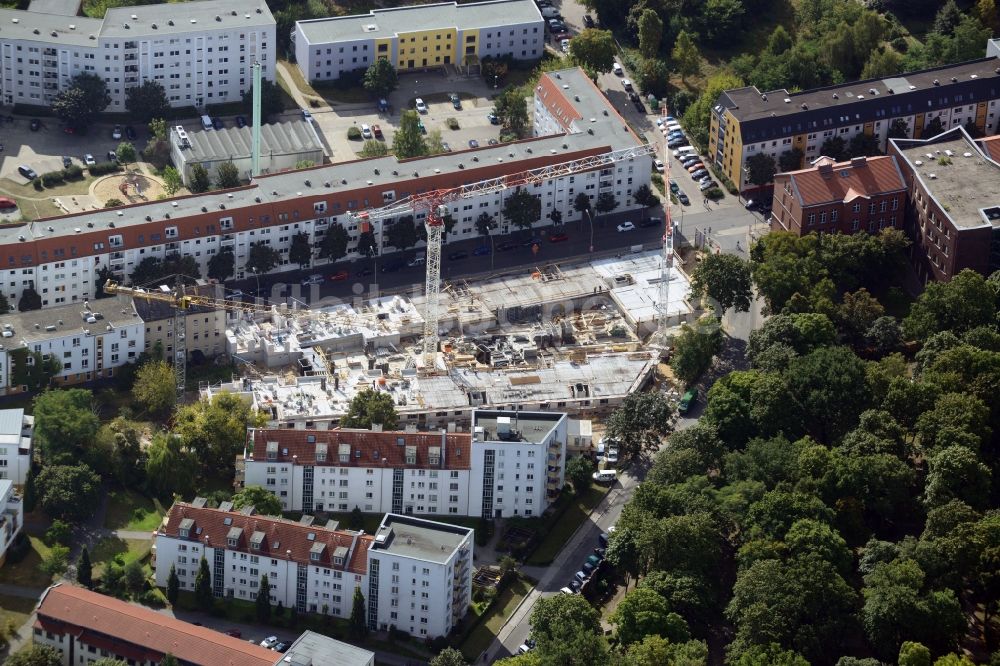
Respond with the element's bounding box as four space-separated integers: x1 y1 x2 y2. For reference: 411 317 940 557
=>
889 126 1000 282
0 408 33 484
293 0 543 83
241 409 567 519
711 55 1000 194
0 66 645 312
771 155 907 236
0 299 143 395
132 281 232 363
0 0 275 110
0 479 23 566
153 500 473 638
33 583 278 666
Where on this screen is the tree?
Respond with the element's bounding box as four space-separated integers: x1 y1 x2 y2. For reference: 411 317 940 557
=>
341 389 398 429
77 546 93 589
530 594 608 666
503 188 541 232
207 247 235 282
4 645 62 666
637 9 663 58
899 642 932 666
634 184 658 208
289 232 312 268
849 133 881 158
746 153 777 187
160 656 179 666
670 316 723 387
934 0 963 35
145 432 198 498
349 585 368 638
430 648 467 666
672 30 701 81
393 110 428 159
595 192 617 216
115 141 136 166
174 394 264 475
40 544 69 578
124 559 145 595
903 269 997 339
189 164 210 193
37 464 101 521
691 254 753 314
385 216 420 251
241 78 284 119
162 166 183 196
767 25 793 54
977 0 999 31
889 118 910 139
494 87 529 136
148 117 167 141
569 28 616 75
133 360 176 417
52 73 110 130
356 230 378 258
167 564 179 605
574 192 592 217
779 148 804 173
33 388 100 464
128 253 201 287
566 455 594 493
18 286 42 311
862 48 904 79
611 587 689 646
232 486 283 516
924 446 991 510
195 557 213 610
820 136 849 162
786 346 871 444
125 80 169 122
360 139 389 158
923 116 944 138
363 59 398 97
319 224 349 263
605 391 675 461
245 241 280 274
255 574 272 622
215 161 241 189
91 660 128 666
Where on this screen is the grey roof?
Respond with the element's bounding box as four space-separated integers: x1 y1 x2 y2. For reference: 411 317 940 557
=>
297 0 541 45
0 9 102 47
473 409 563 444
132 284 222 323
280 630 374 666
100 0 274 39
26 0 81 17
177 120 323 163
891 126 1000 230
0 409 25 436
0 299 141 345
372 514 471 564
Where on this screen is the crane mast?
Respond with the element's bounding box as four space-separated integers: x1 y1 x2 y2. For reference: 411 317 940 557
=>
653 102 676 349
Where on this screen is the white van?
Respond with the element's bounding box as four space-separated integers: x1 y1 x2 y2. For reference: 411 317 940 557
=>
673 145 696 158
592 470 618 485
201 115 213 130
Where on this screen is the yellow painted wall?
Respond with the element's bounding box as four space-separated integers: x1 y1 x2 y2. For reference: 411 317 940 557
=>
375 37 392 62
396 27 458 70
976 101 988 132
863 121 874 136
914 112 925 138
721 109 743 185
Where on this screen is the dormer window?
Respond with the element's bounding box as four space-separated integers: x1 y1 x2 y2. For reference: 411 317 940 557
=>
310 551 320 562
334 556 344 566
228 537 238 547
179 528 189 538
405 445 416 465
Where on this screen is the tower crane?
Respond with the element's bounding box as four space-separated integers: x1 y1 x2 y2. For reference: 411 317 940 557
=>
346 143 656 369
653 102 677 349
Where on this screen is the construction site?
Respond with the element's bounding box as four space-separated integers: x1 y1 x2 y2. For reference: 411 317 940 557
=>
199 248 698 430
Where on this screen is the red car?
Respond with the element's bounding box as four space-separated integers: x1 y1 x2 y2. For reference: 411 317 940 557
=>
329 270 349 281
372 124 384 140
0 197 16 211
549 233 570 243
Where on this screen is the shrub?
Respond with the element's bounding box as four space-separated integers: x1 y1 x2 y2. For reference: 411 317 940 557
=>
40 171 65 187
62 164 84 180
138 589 165 607
705 186 725 201
710 164 738 195
446 117 460 130
5 532 30 564
891 37 908 53
347 126 362 140
88 161 121 176
32 180 43 191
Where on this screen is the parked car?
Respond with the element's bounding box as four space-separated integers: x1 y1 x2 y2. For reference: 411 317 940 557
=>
681 155 701 167
468 139 480 148
621 78 633 91
686 163 705 173
450 93 462 109
377 98 389 112
496 241 516 252
372 124 383 140
691 168 709 180
260 636 278 649
639 217 661 228
29 118 41 131
235 116 247 129
582 561 595 574
407 254 426 267
0 197 17 210
699 179 717 191
678 388 698 414
587 554 602 567
107 151 118 163
594 547 606 558
612 62 623 75
417 120 426 134
632 94 646 113
523 236 542 247
606 448 619 464
592 470 617 484
549 233 569 242
274 643 289 653
301 109 313 122
356 267 373 278
583 13 595 27
678 193 690 205
224 629 242 638
441 142 452 152
667 139 686 148
598 532 609 546
616 221 635 232
112 125 122 140
488 138 499 145
561 38 570 53
569 579 582 592
653 159 664 173
487 111 500 125
83 154 96 166
361 124 373 139
212 117 224 130
448 250 469 261
415 98 428 113
574 571 589 583
473 245 491 256
560 586 576 595
329 271 349 281
669 181 679 193
300 274 324 286
62 156 72 168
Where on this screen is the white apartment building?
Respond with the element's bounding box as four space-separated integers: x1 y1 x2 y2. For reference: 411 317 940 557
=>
0 408 33 484
0 479 23 567
293 0 543 83
0 0 275 110
153 500 472 638
0 299 144 395
240 409 567 519
366 513 472 638
0 66 645 312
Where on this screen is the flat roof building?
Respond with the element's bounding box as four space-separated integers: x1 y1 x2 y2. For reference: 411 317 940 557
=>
0 408 33 485
279 631 375 666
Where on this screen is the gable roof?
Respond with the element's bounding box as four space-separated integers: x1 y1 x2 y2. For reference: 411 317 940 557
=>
247 427 472 470
778 155 906 207
35 584 276 666
161 502 373 573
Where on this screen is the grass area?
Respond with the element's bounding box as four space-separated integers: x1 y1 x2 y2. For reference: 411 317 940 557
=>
0 593 36 633
311 81 371 104
1 174 94 198
460 577 532 661
325 511 383 535
0 536 54 589
186 362 239 389
525 486 609 566
104 489 166 532
90 537 152 576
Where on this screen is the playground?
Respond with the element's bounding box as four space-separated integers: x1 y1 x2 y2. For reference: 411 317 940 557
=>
93 169 169 207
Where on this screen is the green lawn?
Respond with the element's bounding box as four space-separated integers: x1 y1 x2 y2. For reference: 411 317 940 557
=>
526 486 609 566
0 536 54 589
325 512 383 535
90 537 152 577
104 489 166 532
0 593 36 634
460 577 531 661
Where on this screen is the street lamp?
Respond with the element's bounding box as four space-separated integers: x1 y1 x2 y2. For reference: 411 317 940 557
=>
493 74 498 90
250 267 260 303
585 209 594 253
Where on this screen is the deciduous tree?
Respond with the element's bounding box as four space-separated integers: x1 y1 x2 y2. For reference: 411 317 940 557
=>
363 59 398 97
605 391 675 461
690 253 753 314
392 110 428 159
342 388 398 429
162 166 183 196
133 360 176 418
215 161 241 189
52 73 110 130
125 80 169 122
245 241 280 274
637 9 663 58
232 486 283 516
37 464 101 521
319 224 349 262
611 587 689 645
256 574 272 622
495 87 529 136
189 164 210 193
670 316 723 387
530 594 608 666
503 188 541 232
746 153 777 187
289 231 312 268
33 389 99 464
568 28 616 75
566 455 594 493
207 247 235 282
145 432 198 498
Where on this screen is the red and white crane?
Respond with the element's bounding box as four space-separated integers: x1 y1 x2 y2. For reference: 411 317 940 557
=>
654 102 677 348
349 143 655 369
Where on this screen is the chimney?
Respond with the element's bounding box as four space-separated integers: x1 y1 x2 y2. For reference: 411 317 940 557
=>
818 162 834 175
850 156 867 168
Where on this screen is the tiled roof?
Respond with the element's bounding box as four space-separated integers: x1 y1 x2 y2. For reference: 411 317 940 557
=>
161 502 372 573
35 584 276 666
780 155 906 207
248 428 472 470
977 135 1000 162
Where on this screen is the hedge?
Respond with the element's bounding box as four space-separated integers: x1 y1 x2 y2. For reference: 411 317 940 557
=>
40 171 65 187
63 164 84 180
347 126 362 140
88 161 121 176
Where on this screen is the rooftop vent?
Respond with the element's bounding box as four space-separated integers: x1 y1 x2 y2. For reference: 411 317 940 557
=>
219 204 225 210
215 15 222 21
933 79 940 85
915 160 923 166
87 222 93 227
964 152 973 157
145 215 152 221
171 201 178 207
324 181 331 187
168 19 174 25
231 9 237 15
201 206 207 212
929 173 937 179
122 24 128 29
363 23 378 32
971 74 979 79
190 18 196 23
11 17 18 22
783 97 791 103
151 23 156 29
869 88 877 95
69 24 75 29
909 85 916 90
801 103 807 110
51 31 57 37
887 88 894 94
951 76 957 82
832 93 839 99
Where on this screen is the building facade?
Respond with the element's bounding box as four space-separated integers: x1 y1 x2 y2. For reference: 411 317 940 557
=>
0 66 645 313
711 55 1000 194
889 126 1000 282
33 583 277 666
293 0 543 83
0 479 23 567
0 300 144 395
133 282 232 363
241 409 567 519
0 408 33 484
153 500 472 638
770 155 907 236
0 0 275 110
